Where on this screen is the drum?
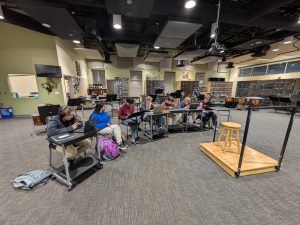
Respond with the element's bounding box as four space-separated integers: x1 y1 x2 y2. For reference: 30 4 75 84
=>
225 97 232 103
32 114 46 126
238 98 247 105
248 98 263 107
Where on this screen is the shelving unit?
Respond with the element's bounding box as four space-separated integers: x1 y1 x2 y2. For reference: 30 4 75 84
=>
207 81 233 97
175 81 200 95
146 80 165 95
236 78 300 103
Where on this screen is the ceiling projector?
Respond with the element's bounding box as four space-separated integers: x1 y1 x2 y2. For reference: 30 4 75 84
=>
209 42 226 54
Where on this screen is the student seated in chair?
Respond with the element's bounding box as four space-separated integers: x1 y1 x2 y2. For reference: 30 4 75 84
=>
141 96 165 129
118 97 140 144
161 97 178 124
197 94 217 129
90 103 127 150
178 96 196 123
47 105 91 161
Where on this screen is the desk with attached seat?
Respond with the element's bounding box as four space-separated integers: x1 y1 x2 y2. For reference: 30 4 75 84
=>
49 130 102 191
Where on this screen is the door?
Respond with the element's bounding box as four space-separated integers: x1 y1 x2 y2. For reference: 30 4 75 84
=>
164 72 175 95
130 70 142 97
92 69 106 87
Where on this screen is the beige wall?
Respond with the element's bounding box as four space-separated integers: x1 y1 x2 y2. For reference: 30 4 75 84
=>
87 58 229 95
0 22 65 116
55 38 88 99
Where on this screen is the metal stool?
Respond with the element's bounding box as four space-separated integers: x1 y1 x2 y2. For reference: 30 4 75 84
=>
217 122 241 153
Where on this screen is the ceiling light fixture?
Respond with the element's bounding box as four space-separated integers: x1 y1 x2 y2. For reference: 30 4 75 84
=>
127 0 133 5
0 5 4 20
255 41 262 44
298 15 300 24
73 40 80 44
154 46 160 49
184 0 197 9
283 35 293 44
42 23 51 28
113 14 122 29
272 48 279 52
69 33 74 37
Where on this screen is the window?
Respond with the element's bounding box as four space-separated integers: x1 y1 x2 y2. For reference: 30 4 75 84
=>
286 60 300 73
239 68 252 77
252 66 267 76
267 63 286 74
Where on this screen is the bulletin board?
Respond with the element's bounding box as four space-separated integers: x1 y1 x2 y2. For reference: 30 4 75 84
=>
7 74 39 98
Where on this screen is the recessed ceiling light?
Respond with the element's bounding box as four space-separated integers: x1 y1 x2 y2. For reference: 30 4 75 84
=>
69 33 74 37
210 34 215 39
42 23 51 28
272 48 279 52
154 46 160 49
298 15 300 24
255 41 262 44
0 5 5 20
127 0 133 5
250 43 254 46
71 11 76 15
73 40 80 44
113 14 122 30
184 0 197 9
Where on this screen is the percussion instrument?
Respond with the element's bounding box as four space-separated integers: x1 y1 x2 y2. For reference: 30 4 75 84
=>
246 97 263 107
238 98 247 105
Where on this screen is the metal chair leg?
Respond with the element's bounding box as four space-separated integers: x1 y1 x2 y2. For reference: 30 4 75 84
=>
49 147 52 165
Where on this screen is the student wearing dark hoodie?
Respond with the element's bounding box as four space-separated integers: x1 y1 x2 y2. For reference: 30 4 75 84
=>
90 103 127 150
47 105 91 160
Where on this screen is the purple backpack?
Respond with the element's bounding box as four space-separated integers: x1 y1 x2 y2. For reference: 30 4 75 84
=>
98 137 120 160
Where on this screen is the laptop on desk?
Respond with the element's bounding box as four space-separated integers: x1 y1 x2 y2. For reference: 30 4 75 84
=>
189 104 198 110
153 106 163 113
73 120 96 133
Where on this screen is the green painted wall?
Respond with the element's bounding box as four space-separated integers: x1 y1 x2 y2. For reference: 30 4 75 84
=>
0 22 65 116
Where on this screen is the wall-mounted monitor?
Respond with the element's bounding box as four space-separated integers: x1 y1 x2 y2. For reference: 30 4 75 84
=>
34 64 62 78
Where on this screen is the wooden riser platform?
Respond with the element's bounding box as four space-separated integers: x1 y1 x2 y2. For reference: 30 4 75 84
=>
200 142 278 177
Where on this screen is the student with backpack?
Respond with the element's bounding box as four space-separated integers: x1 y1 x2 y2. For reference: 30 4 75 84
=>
90 103 127 150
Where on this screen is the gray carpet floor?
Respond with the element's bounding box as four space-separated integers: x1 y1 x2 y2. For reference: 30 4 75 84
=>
0 110 300 225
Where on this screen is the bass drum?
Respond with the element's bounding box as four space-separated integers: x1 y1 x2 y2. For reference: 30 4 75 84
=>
32 114 46 126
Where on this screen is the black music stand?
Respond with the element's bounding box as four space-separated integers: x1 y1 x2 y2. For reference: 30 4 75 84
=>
38 105 60 121
155 88 164 95
36 105 60 135
68 98 85 120
106 94 118 102
127 111 145 145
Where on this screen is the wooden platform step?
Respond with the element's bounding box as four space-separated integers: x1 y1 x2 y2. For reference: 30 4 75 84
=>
200 142 278 177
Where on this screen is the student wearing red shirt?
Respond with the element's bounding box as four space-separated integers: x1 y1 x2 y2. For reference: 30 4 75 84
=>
118 97 140 143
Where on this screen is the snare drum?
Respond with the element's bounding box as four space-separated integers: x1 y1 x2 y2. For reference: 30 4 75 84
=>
32 114 46 126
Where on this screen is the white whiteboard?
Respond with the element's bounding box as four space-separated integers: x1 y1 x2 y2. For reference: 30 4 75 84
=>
8 74 39 98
